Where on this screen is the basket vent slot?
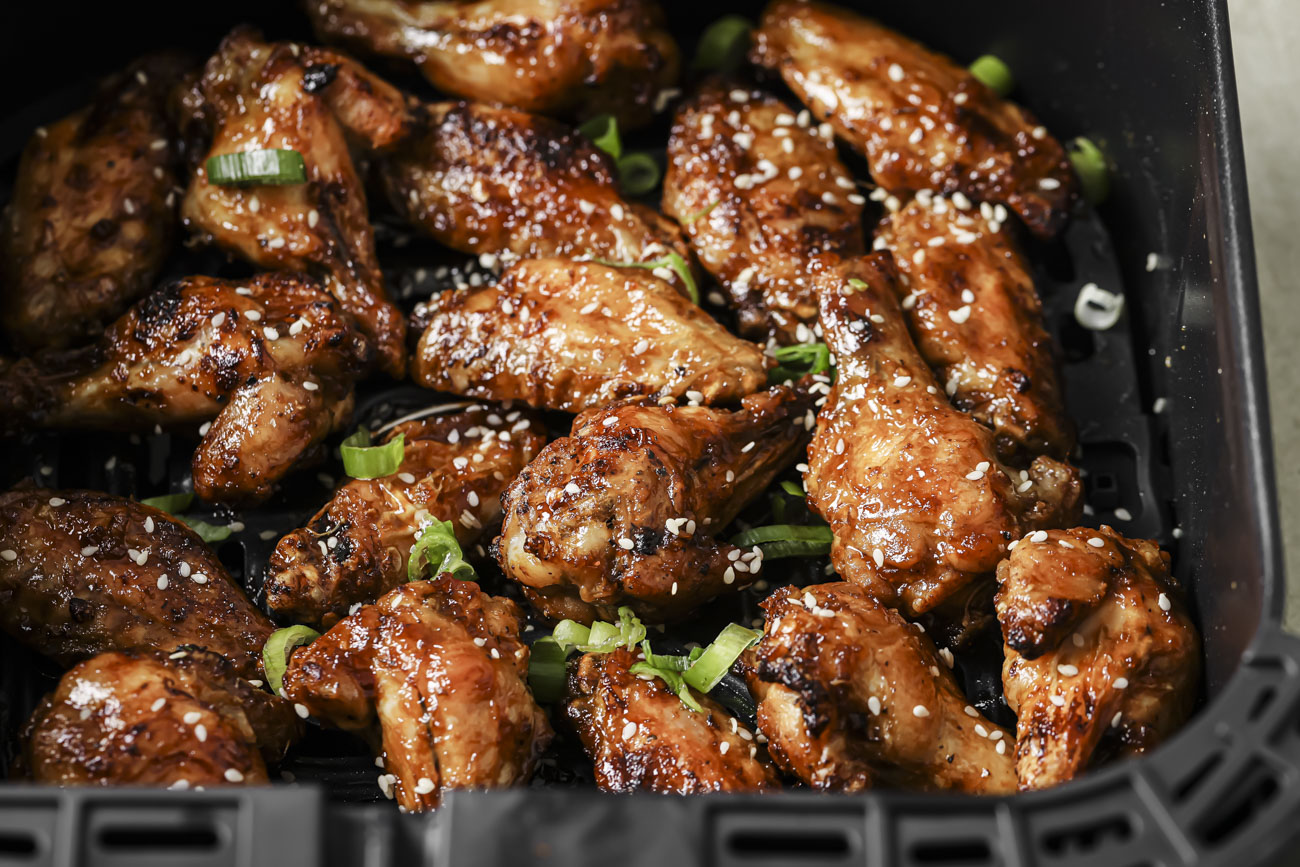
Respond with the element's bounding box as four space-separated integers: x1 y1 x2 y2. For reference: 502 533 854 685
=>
97 825 219 852
1248 686 1275 721
910 838 992 865
727 828 851 859
1173 750 1223 802
0 831 37 857
1040 814 1133 854
1195 759 1280 846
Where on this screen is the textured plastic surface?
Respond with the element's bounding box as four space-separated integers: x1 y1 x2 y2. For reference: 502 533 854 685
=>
1 0 1297 865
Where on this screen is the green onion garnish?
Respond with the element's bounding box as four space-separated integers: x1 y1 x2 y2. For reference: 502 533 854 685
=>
205 149 307 186
683 199 722 226
141 492 195 514
617 152 662 197
578 114 623 160
263 625 321 695
731 523 834 559
140 493 231 543
779 480 806 498
1068 137 1109 205
968 55 1014 97
682 623 761 693
630 661 705 712
592 252 699 304
769 341 833 383
527 636 570 703
339 427 405 479
526 607 648 703
408 519 476 582
693 15 753 73
180 517 233 544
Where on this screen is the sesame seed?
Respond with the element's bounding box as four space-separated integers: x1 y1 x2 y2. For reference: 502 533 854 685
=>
1057 664 1079 677
1088 537 1105 548
1050 694 1066 707
150 138 168 151
294 704 310 719
1030 530 1049 543
610 204 625 221
720 741 731 755
622 721 637 740
867 696 882 715
741 441 755 453
893 375 911 387
303 381 319 392
224 768 244 783
618 537 634 550
151 698 166 712
723 566 736 584
964 706 979 717
1038 177 1062 190
263 327 279 340
564 482 581 495
888 63 905 82
1158 593 1171 611
157 575 168 590
1114 507 1133 521
183 711 202 725
49 497 66 507
995 740 1007 755
913 705 930 718
1111 712 1123 728
193 573 207 585
872 548 884 568
398 472 417 484
0 550 16 562
948 305 972 324
81 546 99 556
1114 677 1129 689
193 723 208 742
414 777 436 795
179 562 191 578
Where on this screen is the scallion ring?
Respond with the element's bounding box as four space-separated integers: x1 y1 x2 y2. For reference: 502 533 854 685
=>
206 149 307 186
526 636 570 704
618 152 662 197
1068 137 1110 205
407 519 476 581
578 114 622 160
730 523 834 559
140 492 195 514
769 341 833 383
180 517 233 544
693 15 753 72
263 625 321 695
340 427 405 479
968 55 1014 97
683 623 761 693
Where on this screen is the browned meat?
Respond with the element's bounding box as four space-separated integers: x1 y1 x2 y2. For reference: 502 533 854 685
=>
996 526 1200 790
265 403 546 627
746 582 1015 793
0 489 274 680
281 577 553 812
751 0 1077 239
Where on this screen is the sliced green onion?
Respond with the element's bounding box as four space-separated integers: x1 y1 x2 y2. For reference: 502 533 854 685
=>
527 636 569 703
552 620 592 649
779 480 806 498
683 199 722 226
683 623 761 693
588 620 620 648
592 252 699 305
769 341 833 383
180 517 233 544
407 519 476 581
731 523 834 559
578 114 622 160
206 149 307 186
968 55 1014 97
1068 137 1110 206
340 428 405 479
693 15 753 72
640 640 700 672
141 492 194 514
618 152 661 196
142 492 232 543
527 608 648 702
263 625 321 694
630 661 704 712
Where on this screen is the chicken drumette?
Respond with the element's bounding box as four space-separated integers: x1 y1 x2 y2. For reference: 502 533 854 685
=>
265 403 546 627
496 386 814 624
996 526 1200 790
1 54 186 353
746 581 1015 793
0 273 371 504
281 577 553 812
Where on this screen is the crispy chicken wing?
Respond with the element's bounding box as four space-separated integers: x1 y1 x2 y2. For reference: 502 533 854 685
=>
996 526 1200 790
18 648 300 787
411 258 768 412
281 577 553 812
497 386 814 624
304 0 680 128
266 403 546 627
1 55 186 353
181 28 408 376
0 489 274 680
565 648 780 793
876 194 1073 461
751 0 1077 239
0 273 371 504
805 256 1081 632
745 582 1015 793
663 81 864 345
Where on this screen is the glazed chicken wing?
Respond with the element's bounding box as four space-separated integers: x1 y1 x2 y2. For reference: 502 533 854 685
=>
565 648 780 793
746 582 1015 793
281 577 553 812
0 490 275 680
265 403 546 627
996 526 1200 790
411 258 768 412
805 256 1080 634
181 28 408 376
497 386 814 624
751 0 1077 239
19 648 301 788
304 0 680 128
876 194 1073 461
1 54 186 353
663 81 864 345
0 273 371 504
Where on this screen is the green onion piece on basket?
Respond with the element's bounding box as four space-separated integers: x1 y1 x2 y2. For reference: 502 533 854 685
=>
1068 137 1110 205
731 523 834 559
180 517 233 543
527 608 649 702
617 152 662 196
263 625 322 694
140 492 195 514
408 519 476 581
578 114 623 160
683 623 761 693
340 428 405 479
693 15 753 72
206 149 307 186
779 480 806 498
527 636 570 703
968 55 1014 96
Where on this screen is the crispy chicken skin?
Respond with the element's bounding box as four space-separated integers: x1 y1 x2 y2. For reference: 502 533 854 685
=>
497 386 814 624
663 81 864 345
746 582 1015 793
805 255 1081 625
380 101 689 279
877 194 1073 461
1 55 186 353
564 648 780 793
18 648 301 787
411 258 768 413
996 526 1200 790
281 577 553 812
751 0 1077 239
266 404 546 627
0 273 371 505
304 0 680 128
181 28 408 376
0 489 274 680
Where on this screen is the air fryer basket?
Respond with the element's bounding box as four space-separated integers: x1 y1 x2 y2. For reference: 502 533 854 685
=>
0 1 1296 865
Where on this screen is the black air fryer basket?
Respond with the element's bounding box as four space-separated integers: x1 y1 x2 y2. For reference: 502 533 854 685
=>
1 1 1296 865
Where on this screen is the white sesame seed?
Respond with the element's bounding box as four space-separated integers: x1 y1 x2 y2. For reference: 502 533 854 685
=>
622 721 637 740
610 204 625 221
224 768 245 783
948 305 972 324
1030 530 1049 543
913 705 930 718
157 575 168 590
303 381 319 392
867 696 882 715
1057 664 1079 677
151 698 167 712
564 482 581 496
995 739 1007 755
398 472 417 484
48 497 66 507
872 548 884 568
888 63 905 82
1158 593 1171 611
893 375 911 388
1087 537 1105 548
263 327 279 341
1113 677 1129 689
1038 177 1062 190
1114 507 1133 521
741 441 755 453
1112 712 1123 727
307 209 319 228
1050 694 1066 707
0 550 16 562
414 777 436 795
179 562 191 578
81 545 99 556
294 704 310 719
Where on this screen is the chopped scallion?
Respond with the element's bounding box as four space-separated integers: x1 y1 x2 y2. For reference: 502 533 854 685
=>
630 661 705 712
683 199 722 225
617 152 662 196
968 55 1014 97
731 523 834 559
206 149 307 186
693 15 753 72
779 480 806 498
682 623 761 693
180 517 233 544
578 114 623 160
769 341 833 383
592 252 699 304
340 427 405 479
263 625 321 694
527 636 570 703
1068 137 1110 205
141 492 195 514
407 519 476 581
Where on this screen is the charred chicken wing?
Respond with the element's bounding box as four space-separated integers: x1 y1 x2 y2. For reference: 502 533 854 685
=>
996 526 1200 790
281 577 553 812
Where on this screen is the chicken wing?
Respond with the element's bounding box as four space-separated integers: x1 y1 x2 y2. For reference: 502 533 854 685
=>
745 581 1015 793
564 648 780 793
751 0 1077 239
0 489 274 680
996 526 1200 790
18 648 301 787
265 403 546 627
181 28 408 376
497 386 814 624
805 255 1081 633
411 258 768 412
1 54 186 353
0 273 370 504
280 577 553 812
663 81 864 345
304 0 680 128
